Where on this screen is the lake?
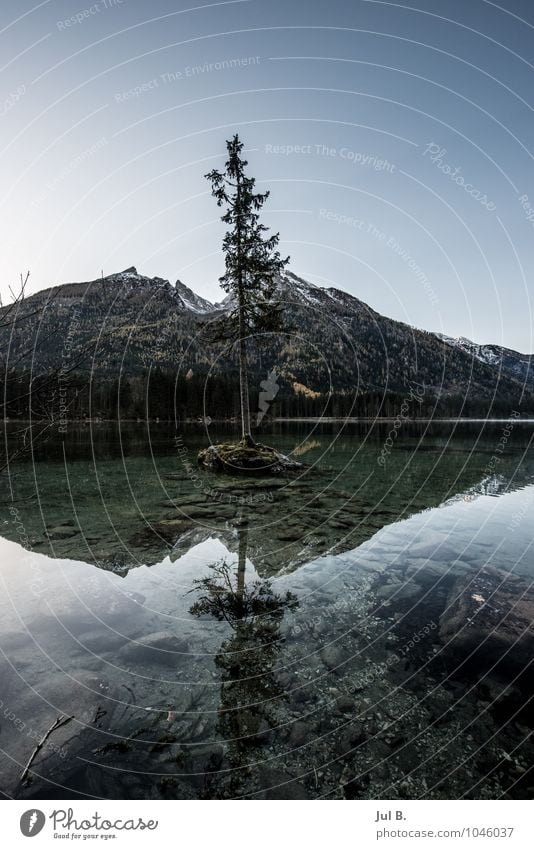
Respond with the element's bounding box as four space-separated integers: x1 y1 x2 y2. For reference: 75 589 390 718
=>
1 420 533 799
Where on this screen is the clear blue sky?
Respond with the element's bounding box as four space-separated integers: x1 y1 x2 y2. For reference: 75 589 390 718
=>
1 0 534 351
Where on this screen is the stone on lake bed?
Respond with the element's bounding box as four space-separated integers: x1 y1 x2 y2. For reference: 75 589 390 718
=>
321 644 352 670
208 478 288 492
129 518 191 545
159 495 206 508
337 721 366 753
233 709 271 745
197 440 302 476
79 630 131 653
288 720 314 747
259 767 310 800
44 525 79 540
375 581 422 602
439 566 534 678
177 743 226 784
277 529 304 542
119 631 189 666
335 694 355 714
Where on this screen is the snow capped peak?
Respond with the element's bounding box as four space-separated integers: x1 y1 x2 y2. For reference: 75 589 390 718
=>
98 268 217 313
279 270 325 305
279 270 372 314
436 334 534 385
282 270 319 289
214 291 235 310
106 266 160 285
174 279 216 314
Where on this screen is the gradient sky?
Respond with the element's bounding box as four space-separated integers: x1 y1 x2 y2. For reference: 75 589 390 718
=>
1 0 534 350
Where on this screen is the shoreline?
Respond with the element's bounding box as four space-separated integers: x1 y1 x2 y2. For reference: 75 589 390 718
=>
3 417 534 425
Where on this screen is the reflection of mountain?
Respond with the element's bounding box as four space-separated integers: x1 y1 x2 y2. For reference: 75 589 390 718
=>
5 485 534 800
3 422 534 578
157 469 534 579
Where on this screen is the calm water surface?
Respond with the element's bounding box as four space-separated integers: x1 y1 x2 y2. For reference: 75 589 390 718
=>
1 421 534 799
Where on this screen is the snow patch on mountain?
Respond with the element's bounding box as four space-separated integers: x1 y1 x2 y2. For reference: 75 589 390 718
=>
105 267 172 292
437 333 503 367
280 271 325 306
436 333 534 385
174 279 215 314
92 269 533 391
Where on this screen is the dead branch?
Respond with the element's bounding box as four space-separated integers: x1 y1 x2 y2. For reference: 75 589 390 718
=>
20 714 74 783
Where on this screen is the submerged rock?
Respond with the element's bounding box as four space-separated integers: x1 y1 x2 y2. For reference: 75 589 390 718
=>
288 720 314 747
321 644 352 671
197 440 302 476
335 694 355 714
175 743 226 790
375 581 422 602
439 566 534 680
119 631 189 666
233 709 271 745
44 525 79 540
337 721 366 753
259 766 310 800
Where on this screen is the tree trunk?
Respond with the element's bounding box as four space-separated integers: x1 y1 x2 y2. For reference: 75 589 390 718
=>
236 516 248 619
238 329 252 443
237 522 248 597
236 170 253 446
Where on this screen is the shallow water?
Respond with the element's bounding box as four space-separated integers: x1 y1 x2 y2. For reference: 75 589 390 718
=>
1 421 534 799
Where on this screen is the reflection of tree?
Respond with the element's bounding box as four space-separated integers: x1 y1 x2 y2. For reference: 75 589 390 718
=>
189 523 297 762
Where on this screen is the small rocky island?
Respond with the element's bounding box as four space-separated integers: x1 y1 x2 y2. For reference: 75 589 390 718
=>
198 438 302 475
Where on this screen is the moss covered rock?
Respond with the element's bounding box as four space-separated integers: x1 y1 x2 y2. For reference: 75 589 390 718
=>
197 440 302 476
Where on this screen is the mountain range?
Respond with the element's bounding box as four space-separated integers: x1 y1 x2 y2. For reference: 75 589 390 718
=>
1 266 532 420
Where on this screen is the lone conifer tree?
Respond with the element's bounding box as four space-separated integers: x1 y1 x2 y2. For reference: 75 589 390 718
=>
205 135 289 445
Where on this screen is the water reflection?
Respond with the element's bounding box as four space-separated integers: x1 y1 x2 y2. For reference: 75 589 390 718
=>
2 421 534 578
189 521 298 763
1 423 534 799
